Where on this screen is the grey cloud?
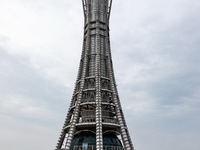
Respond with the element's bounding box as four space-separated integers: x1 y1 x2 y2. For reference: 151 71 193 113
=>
0 47 71 124
0 46 69 149
1 0 200 150
110 1 200 150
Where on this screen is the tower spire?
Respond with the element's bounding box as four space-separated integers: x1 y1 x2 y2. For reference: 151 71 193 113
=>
55 0 134 150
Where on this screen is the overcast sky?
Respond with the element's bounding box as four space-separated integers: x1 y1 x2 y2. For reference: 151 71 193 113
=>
0 0 200 150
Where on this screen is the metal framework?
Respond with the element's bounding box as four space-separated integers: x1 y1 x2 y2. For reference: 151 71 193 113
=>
55 0 134 150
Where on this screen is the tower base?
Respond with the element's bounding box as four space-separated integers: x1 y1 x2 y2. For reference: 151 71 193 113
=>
68 131 123 150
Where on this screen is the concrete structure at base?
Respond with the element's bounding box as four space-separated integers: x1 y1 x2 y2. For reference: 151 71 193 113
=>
55 0 134 150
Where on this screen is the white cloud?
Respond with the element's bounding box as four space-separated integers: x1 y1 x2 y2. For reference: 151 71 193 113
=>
1 94 53 119
0 114 59 150
0 0 83 86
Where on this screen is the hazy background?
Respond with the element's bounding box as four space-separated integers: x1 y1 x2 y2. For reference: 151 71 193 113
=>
0 0 200 150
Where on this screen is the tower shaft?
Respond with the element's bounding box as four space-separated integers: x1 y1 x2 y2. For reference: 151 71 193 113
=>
55 0 134 150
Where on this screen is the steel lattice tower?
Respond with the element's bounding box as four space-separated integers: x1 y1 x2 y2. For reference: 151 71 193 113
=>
55 0 134 150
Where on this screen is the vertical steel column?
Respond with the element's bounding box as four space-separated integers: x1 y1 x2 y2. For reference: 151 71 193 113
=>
55 3 90 149
63 9 91 149
105 35 134 150
95 0 103 149
95 24 103 150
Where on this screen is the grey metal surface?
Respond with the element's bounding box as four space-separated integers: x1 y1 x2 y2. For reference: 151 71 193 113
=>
55 0 134 150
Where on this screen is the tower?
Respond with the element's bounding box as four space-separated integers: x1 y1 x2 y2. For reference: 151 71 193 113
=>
55 0 134 150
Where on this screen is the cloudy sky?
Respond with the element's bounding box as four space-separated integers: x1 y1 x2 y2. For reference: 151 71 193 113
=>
0 0 200 150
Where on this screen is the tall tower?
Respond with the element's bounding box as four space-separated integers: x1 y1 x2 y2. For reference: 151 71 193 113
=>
55 0 134 150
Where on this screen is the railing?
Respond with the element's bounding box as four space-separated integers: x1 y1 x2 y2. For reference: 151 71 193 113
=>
81 99 95 102
102 117 117 124
103 146 123 150
82 110 95 116
79 116 117 124
71 145 123 150
81 117 96 123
